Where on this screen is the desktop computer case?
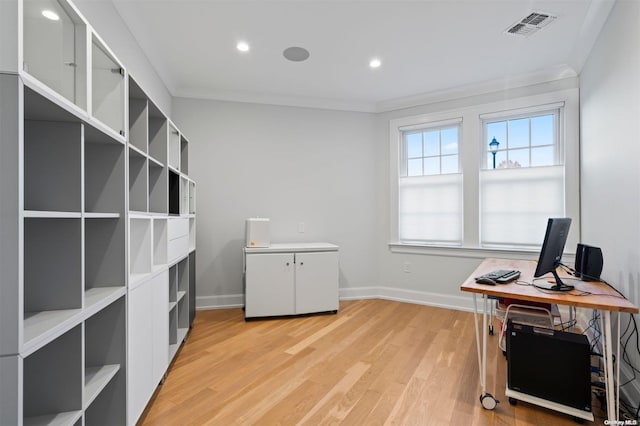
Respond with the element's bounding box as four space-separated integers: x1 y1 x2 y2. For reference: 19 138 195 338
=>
507 321 592 412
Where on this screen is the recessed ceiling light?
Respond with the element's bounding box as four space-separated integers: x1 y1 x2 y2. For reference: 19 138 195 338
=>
283 46 310 62
369 58 381 69
236 41 250 52
42 10 60 21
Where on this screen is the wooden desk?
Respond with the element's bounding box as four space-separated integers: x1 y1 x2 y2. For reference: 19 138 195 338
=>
461 258 638 421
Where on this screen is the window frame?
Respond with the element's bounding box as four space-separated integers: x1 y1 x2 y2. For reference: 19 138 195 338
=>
481 103 563 170
389 88 580 258
401 119 462 177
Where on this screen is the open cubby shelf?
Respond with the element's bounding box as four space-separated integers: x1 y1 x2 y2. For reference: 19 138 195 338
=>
84 126 125 214
24 120 82 213
149 163 168 214
148 107 167 165
129 148 148 213
23 325 83 422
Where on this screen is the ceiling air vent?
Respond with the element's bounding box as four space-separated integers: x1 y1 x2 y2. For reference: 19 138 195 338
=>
505 11 556 37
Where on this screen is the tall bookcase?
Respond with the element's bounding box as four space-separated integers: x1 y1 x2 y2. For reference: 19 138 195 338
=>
0 0 196 424
126 75 196 425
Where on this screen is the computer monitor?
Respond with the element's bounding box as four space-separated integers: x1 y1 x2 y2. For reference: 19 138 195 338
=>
534 218 573 291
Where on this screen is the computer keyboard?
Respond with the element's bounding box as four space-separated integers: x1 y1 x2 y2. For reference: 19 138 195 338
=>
475 269 521 284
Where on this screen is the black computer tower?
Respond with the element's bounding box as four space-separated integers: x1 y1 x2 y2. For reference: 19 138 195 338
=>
507 321 591 412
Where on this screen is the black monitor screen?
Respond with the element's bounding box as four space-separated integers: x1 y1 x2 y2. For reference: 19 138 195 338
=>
534 218 573 291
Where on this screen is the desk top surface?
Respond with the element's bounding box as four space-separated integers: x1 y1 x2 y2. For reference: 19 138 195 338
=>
461 258 638 313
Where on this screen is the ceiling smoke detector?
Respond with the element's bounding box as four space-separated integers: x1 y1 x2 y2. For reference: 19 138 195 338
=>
505 11 557 37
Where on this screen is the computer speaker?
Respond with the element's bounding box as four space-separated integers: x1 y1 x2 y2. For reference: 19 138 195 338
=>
574 243 603 281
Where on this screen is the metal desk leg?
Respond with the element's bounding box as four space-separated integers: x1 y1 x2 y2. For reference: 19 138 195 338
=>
473 293 498 409
601 310 620 422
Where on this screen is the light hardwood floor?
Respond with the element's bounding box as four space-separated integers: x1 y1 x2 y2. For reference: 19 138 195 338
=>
140 299 604 425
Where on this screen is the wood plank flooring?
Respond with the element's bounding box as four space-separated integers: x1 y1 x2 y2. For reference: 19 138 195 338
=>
139 299 605 425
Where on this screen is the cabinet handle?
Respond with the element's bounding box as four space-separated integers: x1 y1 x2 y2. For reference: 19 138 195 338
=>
286 262 290 266
300 262 304 266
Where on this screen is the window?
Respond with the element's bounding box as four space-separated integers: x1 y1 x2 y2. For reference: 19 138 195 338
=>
389 88 580 255
403 126 460 176
483 111 559 169
480 107 564 249
398 120 463 246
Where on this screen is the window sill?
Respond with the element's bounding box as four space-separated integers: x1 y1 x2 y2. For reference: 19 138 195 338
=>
388 242 575 262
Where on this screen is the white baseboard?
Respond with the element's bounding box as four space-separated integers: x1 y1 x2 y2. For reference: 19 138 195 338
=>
196 294 244 310
356 287 473 311
198 286 476 313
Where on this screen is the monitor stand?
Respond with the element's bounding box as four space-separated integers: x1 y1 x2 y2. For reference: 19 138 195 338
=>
533 269 574 292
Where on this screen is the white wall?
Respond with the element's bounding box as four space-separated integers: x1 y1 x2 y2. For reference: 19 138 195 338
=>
580 0 640 399
580 0 640 306
72 0 172 115
172 98 379 308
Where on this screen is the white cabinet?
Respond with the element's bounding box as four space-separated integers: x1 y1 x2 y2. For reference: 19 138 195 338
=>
127 271 168 426
244 243 339 319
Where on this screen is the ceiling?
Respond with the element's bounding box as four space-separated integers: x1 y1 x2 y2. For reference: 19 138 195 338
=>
111 0 615 112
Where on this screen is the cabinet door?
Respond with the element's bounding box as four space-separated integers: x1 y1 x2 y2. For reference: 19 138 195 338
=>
245 253 295 317
295 251 339 315
127 271 168 425
151 271 169 385
127 281 154 425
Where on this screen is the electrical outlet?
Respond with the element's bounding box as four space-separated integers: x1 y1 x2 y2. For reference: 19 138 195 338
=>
403 262 411 273
298 222 305 233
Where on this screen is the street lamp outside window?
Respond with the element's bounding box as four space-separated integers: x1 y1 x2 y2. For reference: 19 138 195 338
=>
489 137 500 169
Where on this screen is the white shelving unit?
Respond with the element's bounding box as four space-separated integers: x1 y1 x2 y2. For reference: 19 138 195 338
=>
125 73 196 425
0 1 196 424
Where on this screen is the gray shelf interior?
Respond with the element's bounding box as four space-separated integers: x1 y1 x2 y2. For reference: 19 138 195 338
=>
84 296 126 425
189 182 196 214
180 136 188 175
178 257 188 293
177 258 189 328
84 126 125 214
148 162 167 214
24 218 82 312
85 218 125 291
128 98 148 154
128 149 147 212
23 325 82 419
24 120 81 212
24 86 79 122
178 294 189 330
169 306 177 345
189 251 196 327
169 264 177 304
168 125 180 170
148 102 167 164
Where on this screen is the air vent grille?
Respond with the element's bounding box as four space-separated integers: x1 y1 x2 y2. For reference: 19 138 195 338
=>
505 11 556 37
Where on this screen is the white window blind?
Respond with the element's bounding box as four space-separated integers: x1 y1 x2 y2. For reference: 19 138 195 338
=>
479 165 564 248
399 173 463 245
